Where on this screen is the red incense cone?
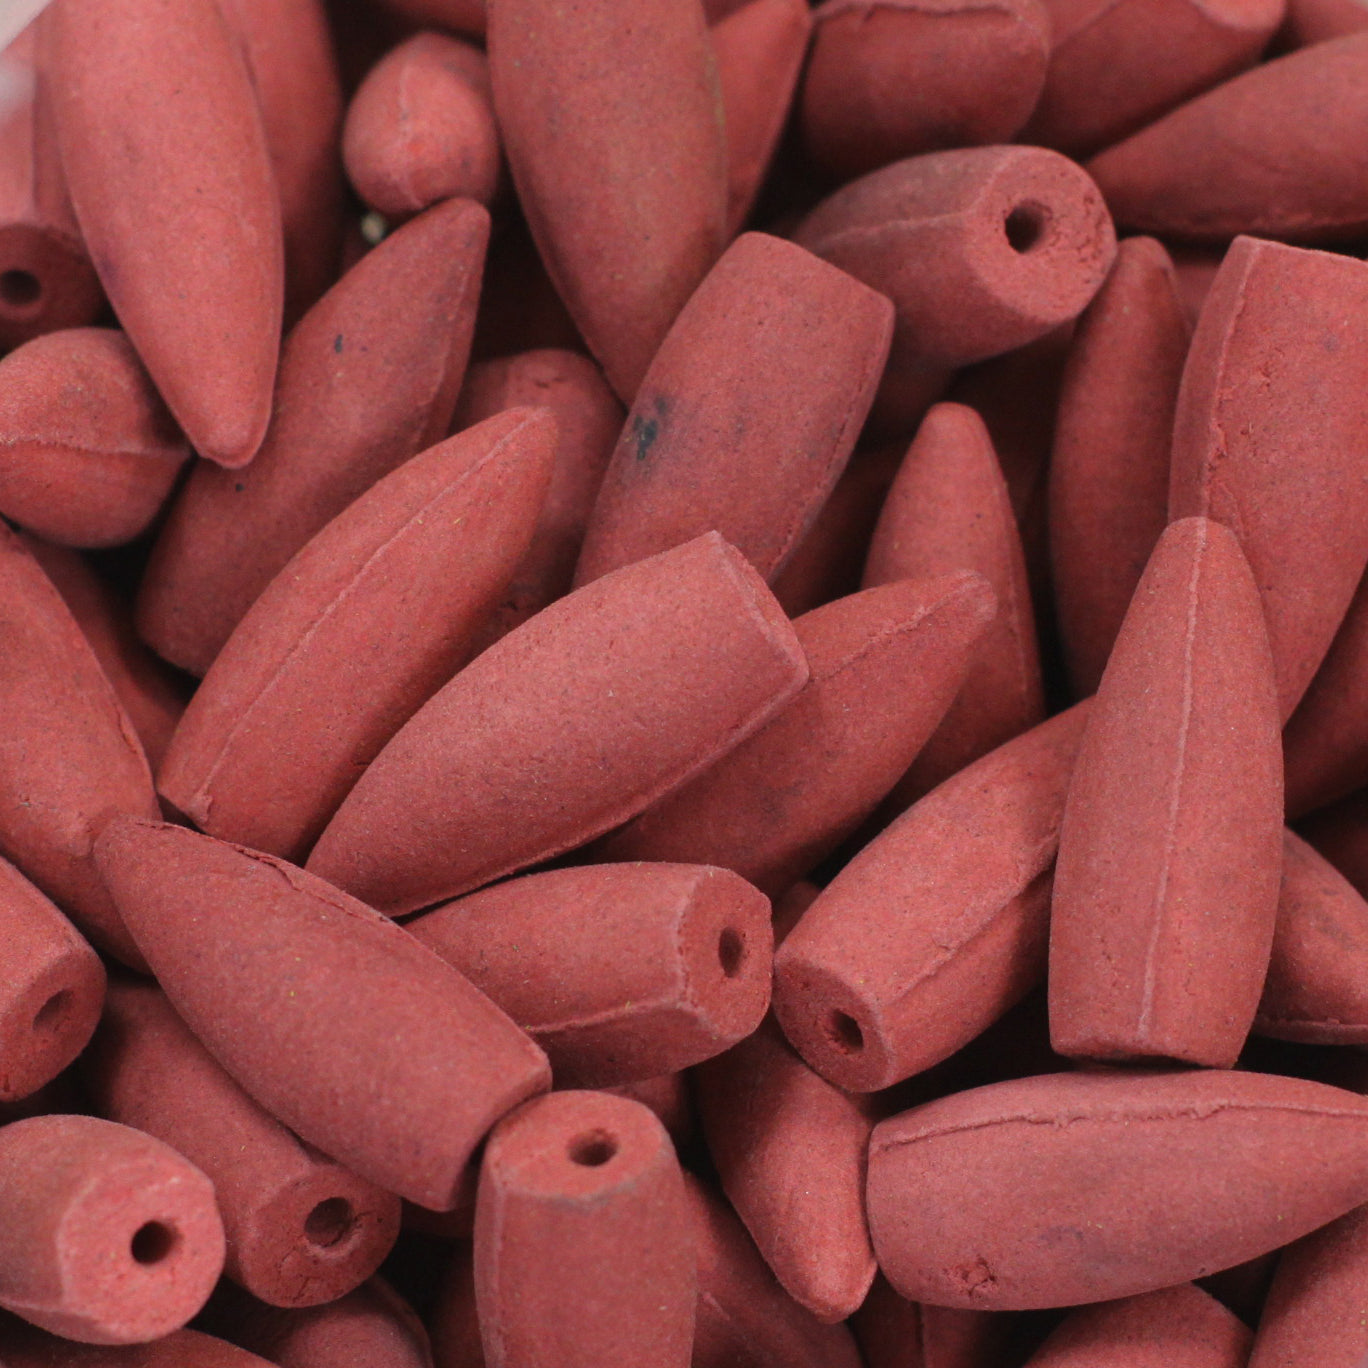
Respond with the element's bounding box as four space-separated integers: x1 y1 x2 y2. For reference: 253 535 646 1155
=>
573 233 892 589
1049 518 1284 1068
343 32 499 219
1254 830 1368 1045
1284 566 1368 816
0 328 188 549
157 407 556 862
1248 1201 1368 1368
864 403 1044 804
94 817 551 1210
773 704 1088 1091
1024 0 1284 156
696 1014 876 1322
771 445 903 618
450 349 622 653
137 196 489 677
0 29 103 349
867 1069 1368 1310
802 0 1050 176
1022 1283 1253 1367
84 978 401 1308
409 863 772 1086
308 533 808 914
22 536 185 773
219 0 344 322
0 1113 224 1343
0 524 158 966
713 0 812 233
794 146 1116 426
1087 34 1368 242
1279 0 1368 43
474 1091 696 1368
1050 237 1189 697
599 573 996 895
486 0 727 401
0 855 104 1103
1168 235 1368 720
203 1278 435 1368
684 1175 863 1368
44 0 283 467
852 1275 1014 1368
0 1318 277 1368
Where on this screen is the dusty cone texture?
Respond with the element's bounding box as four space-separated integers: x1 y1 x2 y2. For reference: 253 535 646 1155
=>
1279 0 1368 43
794 145 1116 426
486 0 727 400
696 1014 876 1323
771 446 903 618
1169 235 1368 720
574 232 893 588
713 0 812 233
774 704 1088 1091
474 1091 695 1368
201 1278 435 1368
1249 1201 1368 1368
0 855 104 1103
684 1175 864 1368
864 402 1044 803
0 1113 224 1344
0 1319 279 1368
16 0 1368 1358
1048 517 1284 1068
157 407 556 862
409 862 773 1086
1022 1283 1253 1367
83 978 401 1308
137 196 490 676
0 327 187 548
1254 830 1368 1045
1050 236 1189 697
0 525 158 965
802 0 1050 176
0 29 104 350
342 32 499 218
94 818 550 1209
219 0 344 323
1024 0 1285 156
1284 566 1368 816
1087 34 1368 241
868 1068 1368 1310
44 0 283 467
23 536 185 774
308 533 808 913
852 1275 1013 1368
450 348 622 651
600 573 996 895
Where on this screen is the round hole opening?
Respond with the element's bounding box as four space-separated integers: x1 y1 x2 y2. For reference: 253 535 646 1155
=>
828 1010 865 1055
0 270 41 309
1004 204 1047 254
717 927 744 978
130 1221 178 1266
32 989 71 1033
304 1196 355 1249
567 1131 618 1168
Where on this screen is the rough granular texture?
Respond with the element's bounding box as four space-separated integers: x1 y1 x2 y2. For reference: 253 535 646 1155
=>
867 1069 1368 1309
574 232 893 588
486 0 727 400
308 533 808 914
43 0 282 467
1048 517 1283 1067
95 817 550 1210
